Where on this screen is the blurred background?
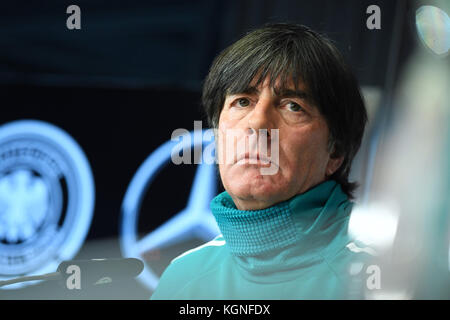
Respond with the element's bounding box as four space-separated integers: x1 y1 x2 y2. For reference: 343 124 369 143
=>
0 0 448 299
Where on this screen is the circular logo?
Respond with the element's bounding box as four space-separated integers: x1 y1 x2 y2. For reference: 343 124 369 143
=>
0 120 95 288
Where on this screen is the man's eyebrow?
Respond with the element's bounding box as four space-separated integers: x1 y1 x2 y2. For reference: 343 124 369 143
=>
227 86 312 102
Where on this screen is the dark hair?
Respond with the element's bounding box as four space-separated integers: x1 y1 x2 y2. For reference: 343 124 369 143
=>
202 23 367 199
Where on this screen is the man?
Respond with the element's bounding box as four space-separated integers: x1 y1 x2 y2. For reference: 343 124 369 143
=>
151 23 369 299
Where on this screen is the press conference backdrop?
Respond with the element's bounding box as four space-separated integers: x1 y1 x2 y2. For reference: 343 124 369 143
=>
0 0 448 299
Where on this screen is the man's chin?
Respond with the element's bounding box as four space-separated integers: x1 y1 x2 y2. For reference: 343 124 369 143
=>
225 180 286 207
221 166 290 206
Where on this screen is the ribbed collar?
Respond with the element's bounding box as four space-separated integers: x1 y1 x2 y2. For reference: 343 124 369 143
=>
210 180 352 280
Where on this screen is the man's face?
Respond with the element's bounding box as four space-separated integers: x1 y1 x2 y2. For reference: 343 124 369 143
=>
217 77 343 210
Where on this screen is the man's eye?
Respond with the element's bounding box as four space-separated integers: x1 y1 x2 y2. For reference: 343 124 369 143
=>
237 98 250 107
286 102 303 112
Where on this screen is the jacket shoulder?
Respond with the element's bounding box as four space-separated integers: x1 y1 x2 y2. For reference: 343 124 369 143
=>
151 235 227 299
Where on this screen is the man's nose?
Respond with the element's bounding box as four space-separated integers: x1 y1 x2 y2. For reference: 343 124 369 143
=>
247 97 275 133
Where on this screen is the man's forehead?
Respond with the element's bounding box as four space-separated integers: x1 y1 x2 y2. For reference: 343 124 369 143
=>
231 75 311 100
250 74 306 89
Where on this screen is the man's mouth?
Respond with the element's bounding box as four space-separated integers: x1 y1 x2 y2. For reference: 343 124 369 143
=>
235 153 274 167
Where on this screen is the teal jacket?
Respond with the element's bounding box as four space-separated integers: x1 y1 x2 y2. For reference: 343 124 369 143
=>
151 180 371 299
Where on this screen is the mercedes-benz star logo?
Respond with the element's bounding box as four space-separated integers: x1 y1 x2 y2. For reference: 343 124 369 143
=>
120 130 220 291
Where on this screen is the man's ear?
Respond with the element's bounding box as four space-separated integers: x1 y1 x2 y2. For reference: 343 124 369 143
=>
325 155 344 177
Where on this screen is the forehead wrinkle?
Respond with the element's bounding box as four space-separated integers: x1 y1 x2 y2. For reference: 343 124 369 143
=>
226 81 311 103
247 76 311 99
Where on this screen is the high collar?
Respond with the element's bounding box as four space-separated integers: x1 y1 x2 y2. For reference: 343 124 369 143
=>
210 180 352 280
